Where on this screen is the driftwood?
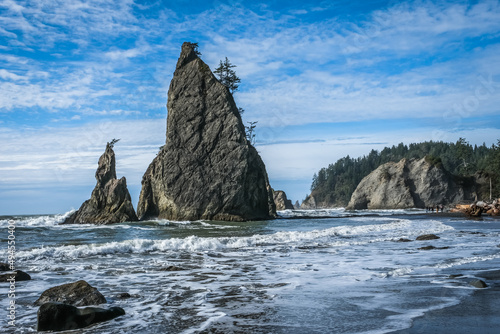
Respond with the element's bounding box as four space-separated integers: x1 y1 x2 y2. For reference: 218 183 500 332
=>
452 199 500 217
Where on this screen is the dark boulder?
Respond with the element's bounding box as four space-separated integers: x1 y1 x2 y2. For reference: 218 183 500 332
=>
395 238 412 242
137 42 275 222
34 280 106 306
159 265 184 271
0 262 10 271
37 302 125 332
115 292 131 299
0 270 31 282
469 279 488 289
448 274 464 279
64 143 138 224
416 234 440 240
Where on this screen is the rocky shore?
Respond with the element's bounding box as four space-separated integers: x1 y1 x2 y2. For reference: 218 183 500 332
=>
450 199 500 217
35 280 125 331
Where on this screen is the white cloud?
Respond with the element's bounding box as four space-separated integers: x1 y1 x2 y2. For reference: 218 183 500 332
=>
0 69 25 81
0 119 165 189
104 47 144 61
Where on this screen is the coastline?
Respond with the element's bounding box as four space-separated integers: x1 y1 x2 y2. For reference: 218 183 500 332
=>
389 270 500 334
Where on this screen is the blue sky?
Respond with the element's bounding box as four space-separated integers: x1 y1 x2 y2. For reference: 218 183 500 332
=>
1 0 500 214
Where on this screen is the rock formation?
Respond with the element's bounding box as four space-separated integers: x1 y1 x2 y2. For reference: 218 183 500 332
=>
346 157 475 210
137 42 276 221
37 302 125 332
64 143 138 224
300 195 317 209
0 270 31 282
273 190 294 211
35 280 107 306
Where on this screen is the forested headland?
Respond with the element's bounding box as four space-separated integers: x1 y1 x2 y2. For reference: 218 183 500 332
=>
307 138 500 208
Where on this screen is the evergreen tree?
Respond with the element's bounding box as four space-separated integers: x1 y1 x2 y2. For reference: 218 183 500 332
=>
245 121 258 145
214 57 241 93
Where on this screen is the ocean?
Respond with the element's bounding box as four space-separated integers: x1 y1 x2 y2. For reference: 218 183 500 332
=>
1 209 500 333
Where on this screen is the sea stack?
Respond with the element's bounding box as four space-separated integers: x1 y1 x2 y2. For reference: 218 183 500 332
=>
64 142 138 224
137 42 276 221
273 190 294 211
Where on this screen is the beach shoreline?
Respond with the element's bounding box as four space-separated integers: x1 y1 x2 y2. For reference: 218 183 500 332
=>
389 270 500 334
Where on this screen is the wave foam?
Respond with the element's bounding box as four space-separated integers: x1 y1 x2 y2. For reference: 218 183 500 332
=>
16 219 453 261
0 211 75 227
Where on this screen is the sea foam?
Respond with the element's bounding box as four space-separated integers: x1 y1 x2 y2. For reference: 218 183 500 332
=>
15 219 453 261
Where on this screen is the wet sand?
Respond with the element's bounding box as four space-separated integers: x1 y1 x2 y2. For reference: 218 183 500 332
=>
390 270 500 334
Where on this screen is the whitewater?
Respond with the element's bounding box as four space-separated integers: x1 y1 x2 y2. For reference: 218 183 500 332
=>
1 209 499 333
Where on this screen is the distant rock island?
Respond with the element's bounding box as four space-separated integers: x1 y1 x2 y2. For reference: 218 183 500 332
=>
346 157 475 210
137 42 276 221
64 142 138 224
273 190 294 211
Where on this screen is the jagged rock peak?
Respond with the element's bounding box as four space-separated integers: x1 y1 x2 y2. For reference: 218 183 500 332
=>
137 42 276 222
63 142 138 225
95 143 116 185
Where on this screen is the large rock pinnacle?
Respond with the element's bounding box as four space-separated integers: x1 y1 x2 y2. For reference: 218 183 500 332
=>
137 42 276 221
64 143 138 224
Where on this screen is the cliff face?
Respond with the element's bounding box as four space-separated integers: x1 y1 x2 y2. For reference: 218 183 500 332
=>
137 42 276 221
64 143 138 224
300 195 317 209
346 157 475 210
273 190 294 211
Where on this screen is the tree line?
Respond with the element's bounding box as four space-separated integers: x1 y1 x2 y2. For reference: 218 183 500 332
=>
309 139 500 206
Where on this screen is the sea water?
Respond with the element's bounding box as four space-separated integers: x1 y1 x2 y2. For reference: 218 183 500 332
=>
1 210 499 333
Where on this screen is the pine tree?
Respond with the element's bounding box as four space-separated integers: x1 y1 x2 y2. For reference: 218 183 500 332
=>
245 121 258 146
214 57 241 93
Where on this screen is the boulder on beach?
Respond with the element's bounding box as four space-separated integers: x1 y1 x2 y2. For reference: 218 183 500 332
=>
273 190 294 211
64 142 138 225
34 280 106 306
137 42 275 222
346 157 475 210
37 302 125 332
